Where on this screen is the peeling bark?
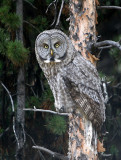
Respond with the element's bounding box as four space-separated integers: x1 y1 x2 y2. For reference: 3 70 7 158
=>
68 113 98 160
69 0 97 60
69 0 101 159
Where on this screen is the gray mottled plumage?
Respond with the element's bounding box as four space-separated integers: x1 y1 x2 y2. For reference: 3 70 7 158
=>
35 29 105 129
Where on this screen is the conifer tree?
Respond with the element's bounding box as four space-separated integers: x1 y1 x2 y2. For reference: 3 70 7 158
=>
0 0 28 159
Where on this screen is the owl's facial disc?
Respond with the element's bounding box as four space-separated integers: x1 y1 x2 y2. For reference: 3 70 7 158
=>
36 32 67 63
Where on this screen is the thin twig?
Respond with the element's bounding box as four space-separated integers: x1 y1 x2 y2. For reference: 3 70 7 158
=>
26 133 45 160
113 83 121 88
13 117 20 148
26 83 34 87
32 146 68 160
31 87 37 97
0 127 9 138
46 0 58 27
97 48 102 58
94 40 121 51
0 81 20 148
26 83 37 97
24 106 69 116
22 123 26 144
55 0 65 27
46 0 57 13
98 45 112 50
108 129 118 143
100 153 112 157
24 20 40 33
101 77 109 103
1 82 14 112
24 0 37 9
97 6 121 10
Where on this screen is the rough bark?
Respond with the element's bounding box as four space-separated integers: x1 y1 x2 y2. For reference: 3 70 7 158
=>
69 0 97 61
69 0 99 159
68 113 98 160
16 0 25 159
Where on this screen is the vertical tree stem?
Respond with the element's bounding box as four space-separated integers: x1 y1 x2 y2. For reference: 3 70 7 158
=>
16 0 25 159
69 0 98 159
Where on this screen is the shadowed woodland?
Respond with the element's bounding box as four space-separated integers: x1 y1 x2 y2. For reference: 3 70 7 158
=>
0 0 121 159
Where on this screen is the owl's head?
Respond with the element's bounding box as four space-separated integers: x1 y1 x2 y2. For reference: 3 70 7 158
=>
35 29 75 66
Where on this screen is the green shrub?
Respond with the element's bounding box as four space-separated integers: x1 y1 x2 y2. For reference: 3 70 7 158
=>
46 115 67 135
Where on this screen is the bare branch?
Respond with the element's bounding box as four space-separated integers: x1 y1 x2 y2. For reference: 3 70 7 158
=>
26 83 37 97
26 133 45 160
94 40 121 51
98 45 112 50
24 106 69 116
0 127 9 138
32 146 68 160
46 0 65 28
100 153 112 157
108 129 118 142
24 0 37 9
13 117 20 148
46 0 58 27
113 83 121 88
1 82 14 112
0 81 20 148
55 0 65 27
22 123 26 144
26 83 34 87
46 0 57 13
97 6 121 10
101 77 109 104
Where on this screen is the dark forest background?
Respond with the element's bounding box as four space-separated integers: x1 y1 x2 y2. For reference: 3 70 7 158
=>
0 0 121 159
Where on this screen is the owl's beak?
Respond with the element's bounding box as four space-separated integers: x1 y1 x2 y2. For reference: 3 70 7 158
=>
50 49 54 61
50 49 53 56
44 49 54 63
44 49 61 63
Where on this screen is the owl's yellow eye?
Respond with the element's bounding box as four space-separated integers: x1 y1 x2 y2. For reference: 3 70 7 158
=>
54 43 60 48
44 44 49 49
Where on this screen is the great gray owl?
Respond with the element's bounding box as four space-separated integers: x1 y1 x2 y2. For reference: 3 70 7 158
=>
35 29 105 129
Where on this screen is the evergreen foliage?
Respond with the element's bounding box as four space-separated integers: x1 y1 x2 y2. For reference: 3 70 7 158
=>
0 29 28 66
0 28 10 55
26 96 40 108
46 115 67 135
7 40 29 66
0 6 20 31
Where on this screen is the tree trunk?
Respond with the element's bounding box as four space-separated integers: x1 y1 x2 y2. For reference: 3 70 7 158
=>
16 0 25 159
68 0 98 159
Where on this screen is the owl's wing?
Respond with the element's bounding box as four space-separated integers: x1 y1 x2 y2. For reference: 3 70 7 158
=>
62 54 105 128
